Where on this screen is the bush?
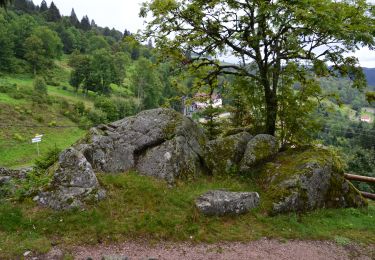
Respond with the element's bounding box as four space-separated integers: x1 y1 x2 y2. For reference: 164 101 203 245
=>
34 146 61 171
87 108 108 125
33 77 48 95
94 97 119 122
13 133 25 142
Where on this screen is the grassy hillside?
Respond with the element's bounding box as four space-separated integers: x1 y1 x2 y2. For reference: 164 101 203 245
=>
0 57 135 168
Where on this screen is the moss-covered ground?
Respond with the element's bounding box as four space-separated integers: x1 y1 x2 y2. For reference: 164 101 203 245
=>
0 172 374 258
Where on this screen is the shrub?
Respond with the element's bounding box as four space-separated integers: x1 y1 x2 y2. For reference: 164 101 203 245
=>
87 108 108 125
13 133 25 142
34 146 61 171
94 97 119 122
33 77 48 95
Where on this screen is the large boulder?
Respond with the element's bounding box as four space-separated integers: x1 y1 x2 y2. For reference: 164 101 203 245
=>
76 108 207 183
259 147 367 215
240 134 278 172
35 148 106 210
204 132 253 175
196 190 260 216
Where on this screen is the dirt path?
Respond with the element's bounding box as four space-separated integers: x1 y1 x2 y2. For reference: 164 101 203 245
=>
68 239 375 260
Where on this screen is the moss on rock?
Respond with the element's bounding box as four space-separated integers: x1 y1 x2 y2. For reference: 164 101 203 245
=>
257 146 367 215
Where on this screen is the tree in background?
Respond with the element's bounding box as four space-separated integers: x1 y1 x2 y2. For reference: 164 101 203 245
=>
0 13 14 71
0 26 14 72
46 1 61 22
87 35 109 52
69 52 91 92
24 26 62 74
39 0 47 12
80 15 91 31
69 49 126 95
132 57 163 110
142 0 375 136
9 14 37 58
12 0 36 13
69 8 80 28
33 76 47 95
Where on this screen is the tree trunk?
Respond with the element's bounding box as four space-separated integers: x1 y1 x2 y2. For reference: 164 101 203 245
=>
264 88 278 136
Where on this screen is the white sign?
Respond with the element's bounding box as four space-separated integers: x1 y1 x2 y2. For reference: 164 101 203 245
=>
32 138 41 143
32 134 43 156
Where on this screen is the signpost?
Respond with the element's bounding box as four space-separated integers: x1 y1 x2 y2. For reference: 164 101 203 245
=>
32 134 43 156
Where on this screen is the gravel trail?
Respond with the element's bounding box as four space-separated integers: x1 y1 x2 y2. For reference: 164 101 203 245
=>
70 239 374 260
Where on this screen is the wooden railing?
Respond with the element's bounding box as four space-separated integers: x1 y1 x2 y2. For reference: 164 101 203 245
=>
344 173 375 200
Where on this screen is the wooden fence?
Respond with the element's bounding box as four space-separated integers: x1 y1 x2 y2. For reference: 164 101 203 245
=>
344 173 375 200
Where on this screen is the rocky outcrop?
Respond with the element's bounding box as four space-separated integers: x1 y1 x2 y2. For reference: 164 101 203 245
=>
240 134 278 172
0 167 31 180
0 167 32 199
196 190 260 216
204 132 253 175
259 147 367 215
35 148 106 210
76 108 207 183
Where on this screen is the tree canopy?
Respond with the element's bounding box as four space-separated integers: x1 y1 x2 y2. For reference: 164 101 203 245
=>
141 0 375 135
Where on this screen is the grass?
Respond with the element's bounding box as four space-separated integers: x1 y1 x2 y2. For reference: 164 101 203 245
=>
0 173 374 258
0 101 86 168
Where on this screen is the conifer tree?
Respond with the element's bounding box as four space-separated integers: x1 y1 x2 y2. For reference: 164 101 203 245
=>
46 1 61 21
90 19 97 28
39 0 47 12
69 8 79 27
80 15 91 31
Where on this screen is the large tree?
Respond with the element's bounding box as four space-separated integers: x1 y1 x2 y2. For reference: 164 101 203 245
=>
141 0 375 135
24 26 63 74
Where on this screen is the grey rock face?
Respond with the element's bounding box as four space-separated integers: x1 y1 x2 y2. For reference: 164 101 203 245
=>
258 147 367 215
240 134 278 172
196 190 260 216
77 108 207 183
0 167 31 180
36 148 105 210
204 132 253 175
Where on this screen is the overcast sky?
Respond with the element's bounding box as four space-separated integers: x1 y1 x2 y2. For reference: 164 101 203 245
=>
44 0 375 67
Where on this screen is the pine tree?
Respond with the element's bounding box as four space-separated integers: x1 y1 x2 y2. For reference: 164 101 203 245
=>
80 15 91 31
39 0 47 12
69 8 79 27
46 1 61 22
123 29 131 38
90 19 97 28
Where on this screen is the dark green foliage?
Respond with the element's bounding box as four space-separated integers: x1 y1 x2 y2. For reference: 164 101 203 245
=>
39 0 47 12
94 97 119 122
198 106 225 140
24 26 63 74
12 0 35 13
0 0 12 8
69 8 79 27
34 146 61 170
46 1 61 22
69 49 126 95
80 15 91 31
0 26 15 71
33 76 47 94
132 57 163 109
142 0 375 135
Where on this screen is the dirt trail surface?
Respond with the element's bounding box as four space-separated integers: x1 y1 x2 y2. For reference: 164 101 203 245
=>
71 239 375 260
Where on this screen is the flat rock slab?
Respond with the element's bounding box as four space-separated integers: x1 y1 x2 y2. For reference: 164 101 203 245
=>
196 190 260 216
